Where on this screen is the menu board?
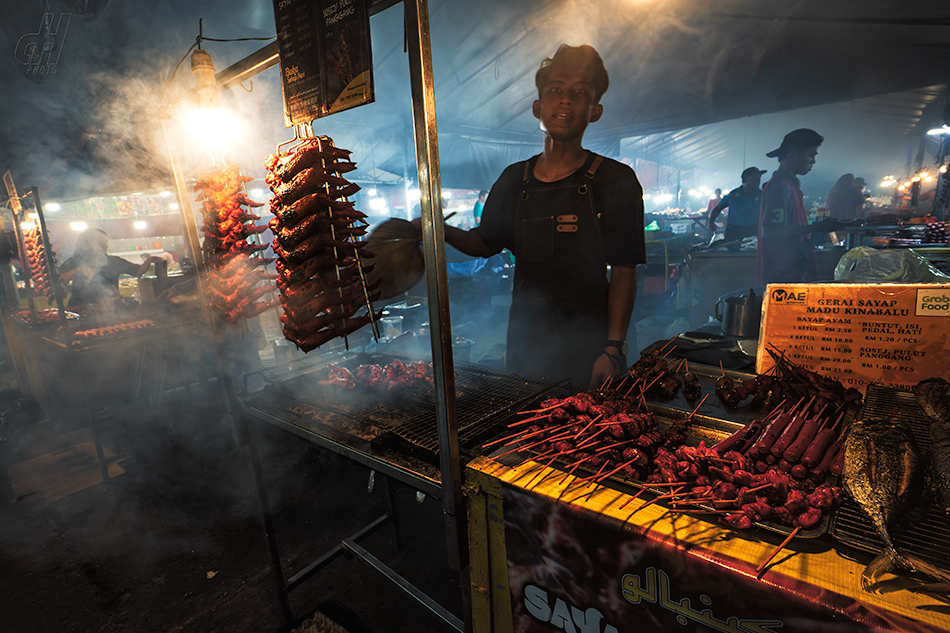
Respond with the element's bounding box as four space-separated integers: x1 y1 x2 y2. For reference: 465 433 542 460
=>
756 283 950 392
272 0 374 126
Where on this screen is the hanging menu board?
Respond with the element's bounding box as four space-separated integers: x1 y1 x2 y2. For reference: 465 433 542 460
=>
272 0 374 126
756 283 950 392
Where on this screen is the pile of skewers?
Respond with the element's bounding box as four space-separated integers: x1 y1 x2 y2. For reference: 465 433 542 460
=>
716 347 863 414
194 163 277 324
265 137 380 352
490 353 850 575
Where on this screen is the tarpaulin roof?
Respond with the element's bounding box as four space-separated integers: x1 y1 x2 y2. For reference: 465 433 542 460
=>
2 0 949 200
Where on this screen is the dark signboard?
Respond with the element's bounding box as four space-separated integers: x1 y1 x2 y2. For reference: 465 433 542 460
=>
272 0 374 126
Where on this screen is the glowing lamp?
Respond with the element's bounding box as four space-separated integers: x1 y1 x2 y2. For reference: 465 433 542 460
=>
70 221 88 231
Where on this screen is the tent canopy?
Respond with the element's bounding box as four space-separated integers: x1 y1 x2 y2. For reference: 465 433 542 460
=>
1 0 949 200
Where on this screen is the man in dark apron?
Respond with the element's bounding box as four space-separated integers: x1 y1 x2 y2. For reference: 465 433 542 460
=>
443 44 646 389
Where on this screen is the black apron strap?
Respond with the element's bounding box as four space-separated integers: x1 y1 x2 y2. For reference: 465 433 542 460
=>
578 154 603 195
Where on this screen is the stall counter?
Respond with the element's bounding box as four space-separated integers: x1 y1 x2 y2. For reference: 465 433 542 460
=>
465 455 950 633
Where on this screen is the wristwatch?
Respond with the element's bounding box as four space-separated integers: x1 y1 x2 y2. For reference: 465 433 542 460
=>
606 340 628 356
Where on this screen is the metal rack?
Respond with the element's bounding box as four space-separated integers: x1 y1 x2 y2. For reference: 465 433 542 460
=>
162 1 473 629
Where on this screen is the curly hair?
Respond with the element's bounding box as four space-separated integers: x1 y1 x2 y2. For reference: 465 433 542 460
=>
535 44 609 102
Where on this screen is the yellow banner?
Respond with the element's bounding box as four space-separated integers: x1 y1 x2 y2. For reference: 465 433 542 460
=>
755 283 950 391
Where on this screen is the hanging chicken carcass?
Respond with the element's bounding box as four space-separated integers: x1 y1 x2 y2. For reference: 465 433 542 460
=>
194 163 278 324
265 138 380 352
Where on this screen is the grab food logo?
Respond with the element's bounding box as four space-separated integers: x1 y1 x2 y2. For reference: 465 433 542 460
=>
916 288 950 316
769 287 808 305
15 13 71 75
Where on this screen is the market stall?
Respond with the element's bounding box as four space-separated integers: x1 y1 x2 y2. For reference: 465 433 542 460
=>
461 277 950 633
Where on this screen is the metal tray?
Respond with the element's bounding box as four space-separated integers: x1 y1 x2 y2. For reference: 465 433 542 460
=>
830 384 950 571
260 352 563 465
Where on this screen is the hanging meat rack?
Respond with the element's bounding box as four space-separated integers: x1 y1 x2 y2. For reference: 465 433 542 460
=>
268 126 381 351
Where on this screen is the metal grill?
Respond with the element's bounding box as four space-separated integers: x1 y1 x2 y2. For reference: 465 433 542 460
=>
263 353 560 464
830 384 950 571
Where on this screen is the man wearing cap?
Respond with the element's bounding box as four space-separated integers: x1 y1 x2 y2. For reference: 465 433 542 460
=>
707 167 766 242
756 129 843 286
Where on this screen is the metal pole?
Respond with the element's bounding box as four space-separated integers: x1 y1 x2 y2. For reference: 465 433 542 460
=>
403 0 465 571
160 120 240 419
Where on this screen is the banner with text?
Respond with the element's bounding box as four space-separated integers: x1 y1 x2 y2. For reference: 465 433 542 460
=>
273 0 374 126
755 283 950 391
500 482 935 633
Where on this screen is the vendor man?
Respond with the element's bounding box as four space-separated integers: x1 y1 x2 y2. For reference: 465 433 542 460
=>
437 44 646 389
756 129 842 286
707 166 766 242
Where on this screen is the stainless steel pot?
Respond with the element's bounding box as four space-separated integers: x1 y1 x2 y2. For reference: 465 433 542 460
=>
715 288 762 337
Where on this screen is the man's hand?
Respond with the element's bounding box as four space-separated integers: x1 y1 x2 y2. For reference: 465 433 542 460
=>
707 219 718 232
589 351 625 390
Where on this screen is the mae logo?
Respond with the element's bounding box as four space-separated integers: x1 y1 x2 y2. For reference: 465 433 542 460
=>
769 287 807 305
916 288 950 316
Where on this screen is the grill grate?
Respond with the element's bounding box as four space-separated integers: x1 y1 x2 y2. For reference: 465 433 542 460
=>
261 353 560 464
830 384 950 571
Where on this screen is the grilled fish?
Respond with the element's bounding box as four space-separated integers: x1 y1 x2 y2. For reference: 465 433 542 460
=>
913 377 950 516
843 417 923 589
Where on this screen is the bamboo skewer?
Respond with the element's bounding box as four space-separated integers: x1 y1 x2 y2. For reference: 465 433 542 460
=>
756 526 802 576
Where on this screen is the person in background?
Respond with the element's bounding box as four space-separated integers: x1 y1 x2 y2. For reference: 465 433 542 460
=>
707 167 766 242
756 129 843 286
430 44 645 389
472 189 488 227
706 188 722 214
59 228 162 310
826 173 866 222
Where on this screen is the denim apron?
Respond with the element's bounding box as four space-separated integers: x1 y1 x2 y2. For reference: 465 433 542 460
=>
506 154 608 388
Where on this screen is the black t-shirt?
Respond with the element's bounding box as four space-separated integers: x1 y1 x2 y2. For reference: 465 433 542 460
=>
473 152 647 268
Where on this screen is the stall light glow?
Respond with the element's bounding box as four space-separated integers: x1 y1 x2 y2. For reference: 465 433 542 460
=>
941 165 948 174
20 222 36 231
70 221 88 231
898 185 906 191
183 107 241 152
133 220 148 229
249 188 264 198
642 193 651 200
44 202 60 212
368 197 387 211
927 125 950 136
912 176 921 183
27 212 39 221
904 181 913 187
442 190 452 199
367 188 378 197
407 188 421 202
159 190 172 197
925 176 934 182
169 203 179 210
920 171 929 179
687 189 698 197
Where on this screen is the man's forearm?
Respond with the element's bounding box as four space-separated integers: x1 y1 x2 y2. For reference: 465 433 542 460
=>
606 265 638 342
442 225 495 258
761 222 810 240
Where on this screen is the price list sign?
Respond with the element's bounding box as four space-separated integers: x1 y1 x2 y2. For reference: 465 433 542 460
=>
756 283 950 392
273 0 374 126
